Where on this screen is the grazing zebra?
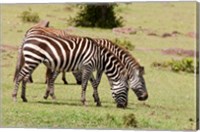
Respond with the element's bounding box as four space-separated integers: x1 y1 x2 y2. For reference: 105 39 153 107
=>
22 26 148 103
13 33 129 108
67 38 148 101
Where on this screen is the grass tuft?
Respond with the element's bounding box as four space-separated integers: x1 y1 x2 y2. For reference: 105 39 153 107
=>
123 113 138 128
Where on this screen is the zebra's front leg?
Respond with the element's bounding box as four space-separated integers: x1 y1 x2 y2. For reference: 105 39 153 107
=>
81 67 92 106
92 70 103 106
89 74 101 107
62 72 68 84
72 71 82 85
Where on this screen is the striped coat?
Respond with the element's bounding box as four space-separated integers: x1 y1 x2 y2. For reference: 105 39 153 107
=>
13 31 129 108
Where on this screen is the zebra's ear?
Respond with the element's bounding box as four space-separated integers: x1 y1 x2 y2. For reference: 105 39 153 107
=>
139 66 145 75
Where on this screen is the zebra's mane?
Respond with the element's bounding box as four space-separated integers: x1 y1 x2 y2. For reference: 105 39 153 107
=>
97 38 141 68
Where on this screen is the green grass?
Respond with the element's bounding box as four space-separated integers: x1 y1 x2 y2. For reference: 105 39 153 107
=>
1 2 197 130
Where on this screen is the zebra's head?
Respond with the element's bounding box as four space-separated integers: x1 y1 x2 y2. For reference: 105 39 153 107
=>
111 69 129 108
129 66 148 101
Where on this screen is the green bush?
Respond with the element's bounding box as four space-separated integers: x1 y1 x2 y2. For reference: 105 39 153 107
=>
152 58 199 74
69 4 123 28
113 38 135 51
20 8 40 23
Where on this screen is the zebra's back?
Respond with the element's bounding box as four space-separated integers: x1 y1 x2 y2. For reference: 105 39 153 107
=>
23 34 97 72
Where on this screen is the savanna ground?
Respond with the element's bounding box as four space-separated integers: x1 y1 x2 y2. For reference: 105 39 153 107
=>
0 2 198 130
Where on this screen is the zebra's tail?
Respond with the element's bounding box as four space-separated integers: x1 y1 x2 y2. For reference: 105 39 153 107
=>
13 45 24 82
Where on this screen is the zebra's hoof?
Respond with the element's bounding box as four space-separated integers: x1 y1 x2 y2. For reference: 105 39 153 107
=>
22 98 28 102
21 97 28 102
12 94 17 102
96 102 102 107
64 81 68 85
50 94 56 100
76 81 82 85
81 99 86 106
13 97 17 102
52 96 56 100
43 96 48 100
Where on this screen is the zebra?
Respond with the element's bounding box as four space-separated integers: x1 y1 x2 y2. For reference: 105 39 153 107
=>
21 26 148 104
65 38 148 101
13 33 129 108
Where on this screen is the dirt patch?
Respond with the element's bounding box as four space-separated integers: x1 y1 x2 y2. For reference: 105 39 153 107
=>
113 26 197 39
112 27 137 34
136 48 160 52
0 44 18 52
186 32 198 39
161 48 198 57
136 47 198 58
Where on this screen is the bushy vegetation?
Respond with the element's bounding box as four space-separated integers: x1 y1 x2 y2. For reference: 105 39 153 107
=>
20 8 40 23
152 58 199 74
112 38 135 51
69 4 123 28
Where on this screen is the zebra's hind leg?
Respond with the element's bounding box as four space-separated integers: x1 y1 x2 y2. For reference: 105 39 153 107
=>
21 74 32 102
44 68 52 99
21 80 28 102
12 78 22 102
12 63 38 102
12 70 27 102
44 70 59 100
27 75 33 83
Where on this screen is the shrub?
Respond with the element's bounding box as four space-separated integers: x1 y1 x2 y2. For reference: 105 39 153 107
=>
113 38 135 51
169 58 194 73
20 8 40 23
151 58 199 74
69 4 123 28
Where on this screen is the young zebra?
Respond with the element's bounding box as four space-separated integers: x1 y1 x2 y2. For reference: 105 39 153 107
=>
13 33 129 108
24 26 148 104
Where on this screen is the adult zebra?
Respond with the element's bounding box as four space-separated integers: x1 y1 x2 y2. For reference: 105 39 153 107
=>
65 38 148 101
13 33 129 108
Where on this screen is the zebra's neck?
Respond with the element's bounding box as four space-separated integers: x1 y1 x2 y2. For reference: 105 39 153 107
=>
97 46 126 83
95 39 141 76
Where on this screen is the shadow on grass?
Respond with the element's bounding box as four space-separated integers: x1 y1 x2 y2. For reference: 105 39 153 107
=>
33 82 79 86
34 100 133 110
37 100 82 107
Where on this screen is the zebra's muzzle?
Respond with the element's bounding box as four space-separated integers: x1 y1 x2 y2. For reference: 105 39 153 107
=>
117 102 127 108
138 92 148 101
